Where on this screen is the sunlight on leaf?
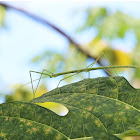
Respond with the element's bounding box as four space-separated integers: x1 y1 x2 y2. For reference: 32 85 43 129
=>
35 102 69 116
114 50 132 66
0 5 6 27
34 83 47 98
123 136 140 140
6 83 48 102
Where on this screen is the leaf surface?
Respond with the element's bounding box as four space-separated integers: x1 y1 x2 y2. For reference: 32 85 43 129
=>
0 116 67 140
0 101 119 139
33 76 140 110
31 77 140 136
1 77 139 139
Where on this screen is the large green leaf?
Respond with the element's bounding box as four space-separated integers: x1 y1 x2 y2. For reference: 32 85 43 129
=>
31 77 140 136
0 77 139 139
0 116 67 140
0 101 119 139
33 76 140 110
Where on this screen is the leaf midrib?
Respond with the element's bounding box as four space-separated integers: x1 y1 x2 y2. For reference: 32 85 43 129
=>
35 93 140 112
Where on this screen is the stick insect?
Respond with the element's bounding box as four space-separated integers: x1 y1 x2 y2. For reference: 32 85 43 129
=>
29 53 140 99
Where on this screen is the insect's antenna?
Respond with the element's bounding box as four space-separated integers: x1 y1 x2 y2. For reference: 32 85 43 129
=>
21 76 47 87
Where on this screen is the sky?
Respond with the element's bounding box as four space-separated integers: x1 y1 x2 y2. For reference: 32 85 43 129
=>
0 1 140 103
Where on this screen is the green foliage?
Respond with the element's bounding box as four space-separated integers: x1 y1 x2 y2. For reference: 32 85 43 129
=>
5 83 47 102
132 47 140 79
0 102 68 139
0 77 139 139
0 5 6 27
6 84 32 102
77 7 138 40
77 7 140 80
98 11 131 38
77 8 107 32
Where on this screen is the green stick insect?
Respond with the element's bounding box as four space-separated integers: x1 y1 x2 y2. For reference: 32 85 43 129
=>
29 53 140 99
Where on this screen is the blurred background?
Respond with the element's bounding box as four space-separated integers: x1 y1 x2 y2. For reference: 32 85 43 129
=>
0 1 140 104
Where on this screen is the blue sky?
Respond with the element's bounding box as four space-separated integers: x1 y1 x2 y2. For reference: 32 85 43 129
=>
0 1 140 103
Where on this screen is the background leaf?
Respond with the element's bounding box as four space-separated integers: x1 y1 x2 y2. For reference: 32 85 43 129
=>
0 5 6 27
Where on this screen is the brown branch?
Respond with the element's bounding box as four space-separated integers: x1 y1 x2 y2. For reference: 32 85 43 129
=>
0 2 109 76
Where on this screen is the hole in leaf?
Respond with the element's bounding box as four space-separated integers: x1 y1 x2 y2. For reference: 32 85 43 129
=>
35 102 69 116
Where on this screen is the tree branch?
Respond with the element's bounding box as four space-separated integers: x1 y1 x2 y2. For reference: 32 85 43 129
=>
0 2 109 76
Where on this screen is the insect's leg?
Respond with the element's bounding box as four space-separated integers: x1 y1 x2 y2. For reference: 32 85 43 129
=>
101 52 118 76
86 53 104 69
85 52 113 91
57 73 79 88
85 53 105 79
34 69 53 95
86 52 113 76
90 52 118 76
84 53 105 90
29 71 35 98
56 73 79 94
29 70 52 99
88 71 90 79
95 62 112 76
